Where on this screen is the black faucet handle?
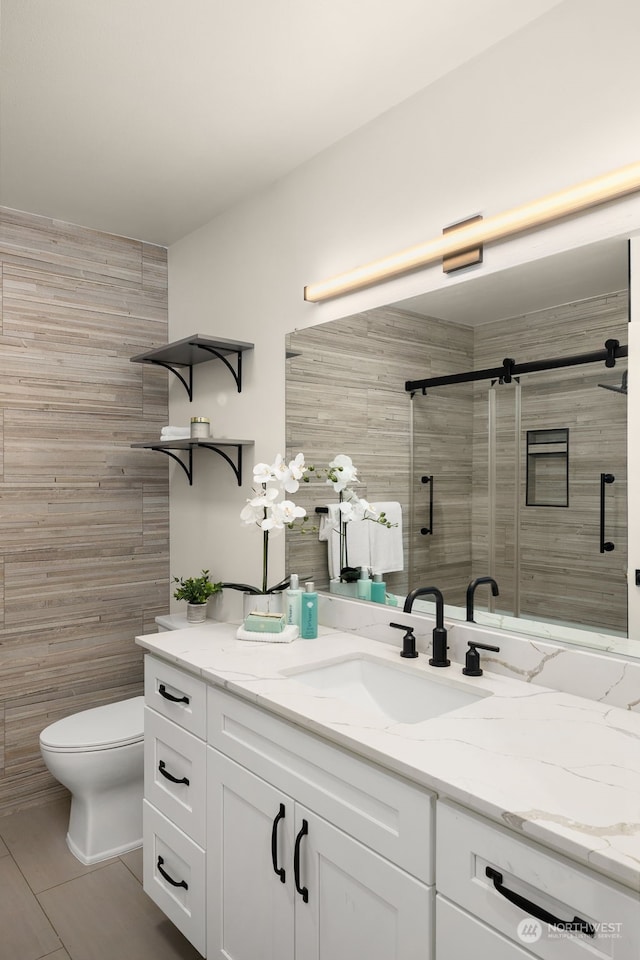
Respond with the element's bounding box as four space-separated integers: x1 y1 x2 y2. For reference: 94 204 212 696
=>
462 641 500 677
389 622 419 659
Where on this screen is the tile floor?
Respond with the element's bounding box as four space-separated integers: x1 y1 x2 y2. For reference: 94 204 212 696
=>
0 798 202 960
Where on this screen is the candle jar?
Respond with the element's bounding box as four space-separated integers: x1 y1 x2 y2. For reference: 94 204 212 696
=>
190 417 211 439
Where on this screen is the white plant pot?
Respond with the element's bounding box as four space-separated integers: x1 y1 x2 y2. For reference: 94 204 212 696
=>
187 602 207 623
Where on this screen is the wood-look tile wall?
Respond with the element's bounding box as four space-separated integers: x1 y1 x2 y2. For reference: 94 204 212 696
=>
285 307 473 594
0 208 169 816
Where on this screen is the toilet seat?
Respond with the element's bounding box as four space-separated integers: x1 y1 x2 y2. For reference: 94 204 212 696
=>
40 696 144 753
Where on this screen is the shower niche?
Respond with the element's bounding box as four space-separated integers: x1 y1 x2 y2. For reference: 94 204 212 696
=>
526 429 569 507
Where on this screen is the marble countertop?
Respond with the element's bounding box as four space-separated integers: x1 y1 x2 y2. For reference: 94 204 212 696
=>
136 621 640 894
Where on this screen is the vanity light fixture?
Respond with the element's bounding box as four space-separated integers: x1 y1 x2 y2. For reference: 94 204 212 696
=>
303 161 640 302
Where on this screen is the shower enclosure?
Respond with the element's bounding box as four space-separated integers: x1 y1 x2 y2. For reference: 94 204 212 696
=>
409 342 628 636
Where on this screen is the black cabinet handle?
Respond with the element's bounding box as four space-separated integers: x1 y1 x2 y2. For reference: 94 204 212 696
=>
485 867 594 938
599 473 615 553
293 819 309 903
158 759 190 786
420 475 433 536
157 855 188 890
158 683 190 704
271 803 286 883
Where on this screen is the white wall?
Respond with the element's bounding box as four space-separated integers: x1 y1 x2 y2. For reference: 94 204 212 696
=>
167 0 640 627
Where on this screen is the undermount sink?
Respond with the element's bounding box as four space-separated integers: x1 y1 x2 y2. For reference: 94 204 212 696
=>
287 655 490 724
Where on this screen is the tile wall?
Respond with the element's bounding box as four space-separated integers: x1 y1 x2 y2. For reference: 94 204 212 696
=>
0 208 170 815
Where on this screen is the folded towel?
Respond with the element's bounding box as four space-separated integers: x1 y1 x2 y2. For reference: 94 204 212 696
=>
161 426 190 440
236 624 299 643
368 501 404 575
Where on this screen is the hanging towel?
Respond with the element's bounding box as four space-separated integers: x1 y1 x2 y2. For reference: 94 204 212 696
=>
368 502 404 575
318 504 371 578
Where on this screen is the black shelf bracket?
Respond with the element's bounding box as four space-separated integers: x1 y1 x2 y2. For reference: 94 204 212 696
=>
190 342 244 393
132 439 252 486
198 442 246 486
145 360 194 401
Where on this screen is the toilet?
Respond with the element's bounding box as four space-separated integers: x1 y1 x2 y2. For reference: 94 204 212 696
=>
40 696 145 865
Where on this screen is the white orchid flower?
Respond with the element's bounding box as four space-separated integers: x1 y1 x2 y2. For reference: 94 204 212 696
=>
253 462 275 485
274 499 307 526
240 487 278 525
272 452 307 493
326 454 358 492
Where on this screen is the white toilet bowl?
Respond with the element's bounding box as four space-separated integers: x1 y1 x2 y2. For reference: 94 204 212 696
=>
40 696 144 865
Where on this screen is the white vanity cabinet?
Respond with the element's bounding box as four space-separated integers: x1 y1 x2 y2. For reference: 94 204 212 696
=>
435 800 640 960
143 656 208 956
206 686 435 960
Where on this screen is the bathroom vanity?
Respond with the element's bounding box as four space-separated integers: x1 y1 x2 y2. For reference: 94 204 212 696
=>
137 621 640 960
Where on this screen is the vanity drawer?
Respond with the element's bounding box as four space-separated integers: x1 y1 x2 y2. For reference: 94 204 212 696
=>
437 895 533 959
143 801 205 956
144 655 206 738
144 707 206 846
207 686 434 883
436 800 640 960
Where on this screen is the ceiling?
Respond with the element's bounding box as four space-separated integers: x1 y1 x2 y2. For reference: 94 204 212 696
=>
0 0 563 247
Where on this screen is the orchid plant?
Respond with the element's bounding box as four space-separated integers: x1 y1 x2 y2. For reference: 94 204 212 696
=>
240 454 308 594
322 454 394 580
240 452 394 593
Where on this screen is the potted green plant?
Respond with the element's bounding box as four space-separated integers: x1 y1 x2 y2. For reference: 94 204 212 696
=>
173 569 222 623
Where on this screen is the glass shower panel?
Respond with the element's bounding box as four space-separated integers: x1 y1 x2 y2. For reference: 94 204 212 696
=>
410 383 474 607
518 364 627 633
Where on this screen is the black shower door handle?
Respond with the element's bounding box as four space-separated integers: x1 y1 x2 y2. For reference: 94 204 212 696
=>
600 473 615 553
421 475 433 535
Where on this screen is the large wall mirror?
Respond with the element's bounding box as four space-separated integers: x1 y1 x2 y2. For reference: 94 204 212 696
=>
286 236 633 656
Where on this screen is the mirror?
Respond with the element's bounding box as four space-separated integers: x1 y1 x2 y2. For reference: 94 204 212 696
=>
286 237 634 656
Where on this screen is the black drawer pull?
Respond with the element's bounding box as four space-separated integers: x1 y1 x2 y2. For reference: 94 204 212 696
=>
158 683 190 704
157 855 188 890
271 803 286 883
485 867 594 938
158 759 190 786
294 819 309 903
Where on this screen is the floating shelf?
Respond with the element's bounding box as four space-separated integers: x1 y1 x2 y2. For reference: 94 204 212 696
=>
131 439 254 486
130 334 254 399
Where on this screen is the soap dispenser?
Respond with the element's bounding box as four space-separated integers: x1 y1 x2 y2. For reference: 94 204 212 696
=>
356 567 371 601
300 582 318 639
285 574 302 628
370 573 386 603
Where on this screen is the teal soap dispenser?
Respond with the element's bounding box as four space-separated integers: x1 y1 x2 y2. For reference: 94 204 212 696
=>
285 574 302 627
370 573 386 603
300 581 318 639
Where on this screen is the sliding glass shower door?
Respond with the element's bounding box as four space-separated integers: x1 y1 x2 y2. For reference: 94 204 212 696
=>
410 361 627 635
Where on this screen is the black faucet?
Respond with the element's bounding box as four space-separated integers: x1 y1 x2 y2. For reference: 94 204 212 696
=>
466 577 499 622
403 587 449 667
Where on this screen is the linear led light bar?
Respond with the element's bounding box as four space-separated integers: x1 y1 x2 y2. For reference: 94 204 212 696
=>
303 161 640 303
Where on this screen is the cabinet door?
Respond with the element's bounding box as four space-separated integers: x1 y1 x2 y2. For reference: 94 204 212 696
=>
207 749 295 960
294 806 433 960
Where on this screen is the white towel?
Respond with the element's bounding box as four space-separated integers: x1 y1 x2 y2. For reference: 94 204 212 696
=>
318 504 371 579
236 624 299 643
368 502 403 575
161 426 190 440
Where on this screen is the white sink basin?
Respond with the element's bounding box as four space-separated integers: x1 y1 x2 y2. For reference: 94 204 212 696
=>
287 655 490 724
